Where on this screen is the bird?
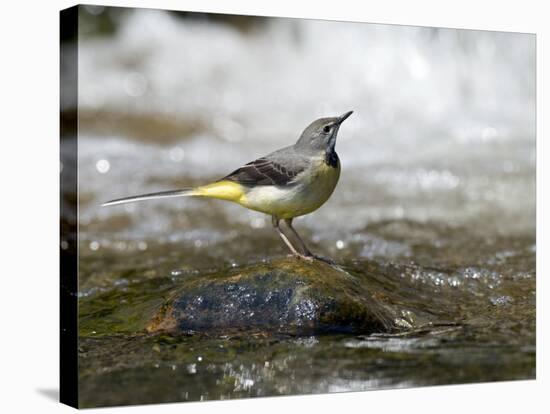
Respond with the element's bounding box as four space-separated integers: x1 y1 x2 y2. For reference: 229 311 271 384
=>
102 111 353 260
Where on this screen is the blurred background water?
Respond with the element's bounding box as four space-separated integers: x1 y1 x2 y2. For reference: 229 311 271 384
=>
67 5 536 407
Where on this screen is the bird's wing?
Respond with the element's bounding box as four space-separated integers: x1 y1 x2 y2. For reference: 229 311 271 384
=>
222 153 307 186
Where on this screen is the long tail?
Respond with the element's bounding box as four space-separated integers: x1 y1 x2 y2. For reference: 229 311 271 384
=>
101 180 246 207
101 188 196 207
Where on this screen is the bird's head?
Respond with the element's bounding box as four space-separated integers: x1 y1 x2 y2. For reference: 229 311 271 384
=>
295 111 353 154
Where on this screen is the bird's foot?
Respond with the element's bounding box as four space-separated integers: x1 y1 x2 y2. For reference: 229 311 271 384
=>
299 254 315 262
287 253 315 262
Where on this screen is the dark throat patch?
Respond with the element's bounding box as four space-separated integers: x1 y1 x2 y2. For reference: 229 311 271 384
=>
325 150 339 168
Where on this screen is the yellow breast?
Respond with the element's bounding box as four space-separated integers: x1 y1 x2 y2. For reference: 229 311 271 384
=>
241 157 340 219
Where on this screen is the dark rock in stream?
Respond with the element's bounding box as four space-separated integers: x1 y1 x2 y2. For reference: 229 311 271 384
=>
147 257 397 335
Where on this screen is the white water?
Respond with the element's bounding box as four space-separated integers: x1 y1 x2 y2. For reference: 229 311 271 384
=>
77 8 535 247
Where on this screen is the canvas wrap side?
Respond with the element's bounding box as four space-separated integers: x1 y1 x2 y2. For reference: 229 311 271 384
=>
60 5 79 409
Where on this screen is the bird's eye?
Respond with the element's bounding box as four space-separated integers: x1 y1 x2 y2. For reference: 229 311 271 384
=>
323 125 331 133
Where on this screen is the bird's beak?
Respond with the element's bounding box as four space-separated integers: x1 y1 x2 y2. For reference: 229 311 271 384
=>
337 111 353 125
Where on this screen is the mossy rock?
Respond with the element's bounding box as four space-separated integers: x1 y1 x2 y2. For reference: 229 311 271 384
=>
147 257 397 335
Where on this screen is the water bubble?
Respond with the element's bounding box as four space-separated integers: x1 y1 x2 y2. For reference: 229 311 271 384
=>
115 241 127 251
242 379 255 389
78 287 102 298
137 241 148 251
95 159 110 174
448 277 461 287
169 147 185 162
336 240 345 250
197 356 203 362
295 336 319 348
89 241 100 251
251 217 265 228
490 296 513 306
60 240 69 250
194 239 203 248
394 318 414 330
124 72 148 97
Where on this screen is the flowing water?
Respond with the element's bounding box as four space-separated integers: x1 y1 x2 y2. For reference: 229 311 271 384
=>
69 6 535 407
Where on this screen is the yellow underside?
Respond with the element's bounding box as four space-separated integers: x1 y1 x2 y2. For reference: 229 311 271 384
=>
193 159 340 219
194 181 248 203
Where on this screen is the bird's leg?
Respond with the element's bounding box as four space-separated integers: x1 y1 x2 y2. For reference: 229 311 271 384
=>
283 218 313 257
284 218 336 265
272 216 311 260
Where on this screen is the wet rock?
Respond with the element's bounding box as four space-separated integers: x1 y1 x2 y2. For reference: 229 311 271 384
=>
147 257 397 335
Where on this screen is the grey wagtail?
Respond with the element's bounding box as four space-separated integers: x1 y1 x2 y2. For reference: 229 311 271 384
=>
103 111 353 260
